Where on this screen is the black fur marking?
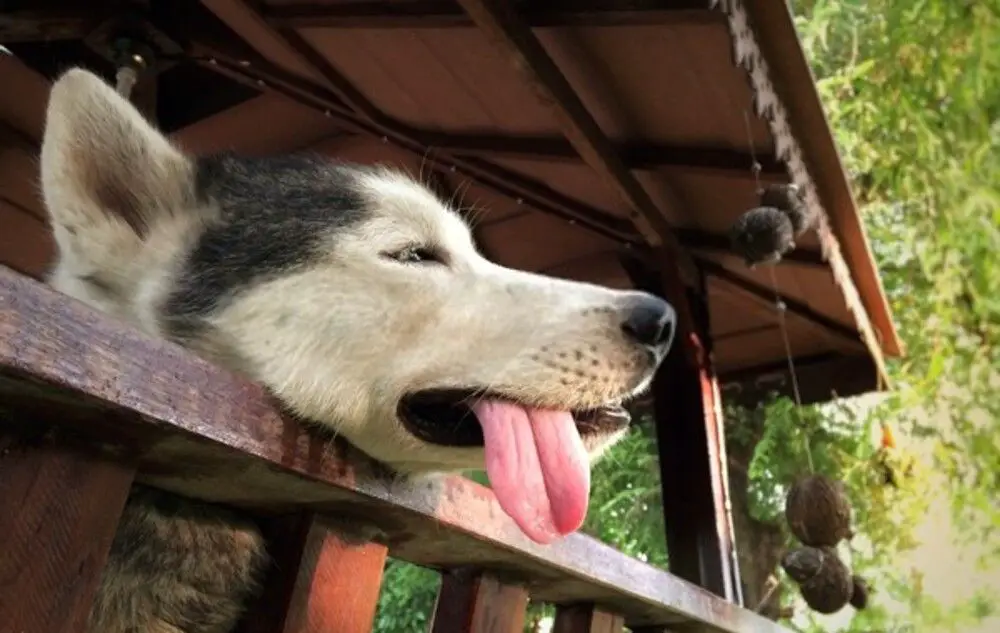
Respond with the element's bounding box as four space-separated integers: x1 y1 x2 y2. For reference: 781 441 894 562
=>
163 154 372 338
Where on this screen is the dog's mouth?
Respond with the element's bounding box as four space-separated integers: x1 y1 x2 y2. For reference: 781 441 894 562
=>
397 389 631 546
397 389 630 447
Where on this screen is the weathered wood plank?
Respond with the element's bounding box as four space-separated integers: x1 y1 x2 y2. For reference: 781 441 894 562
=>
553 604 625 633
239 514 387 633
0 268 787 631
431 570 529 633
0 435 135 633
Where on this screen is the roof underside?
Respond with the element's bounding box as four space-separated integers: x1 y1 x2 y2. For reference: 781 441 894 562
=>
0 0 900 406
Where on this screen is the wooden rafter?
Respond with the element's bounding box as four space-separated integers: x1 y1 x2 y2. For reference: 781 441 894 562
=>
192 0 639 243
417 132 785 179
452 0 683 253
0 121 35 155
0 10 95 43
676 229 826 267
264 0 722 30
697 257 863 344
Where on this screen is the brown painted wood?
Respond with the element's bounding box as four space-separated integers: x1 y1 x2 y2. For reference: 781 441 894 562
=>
184 9 636 243
622 259 741 603
237 514 384 633
0 10 95 44
0 435 135 633
553 604 625 633
240 514 387 633
453 0 684 252
417 133 785 179
266 0 722 29
0 120 36 153
0 268 790 631
720 353 877 407
697 257 861 343
431 570 528 633
675 230 825 268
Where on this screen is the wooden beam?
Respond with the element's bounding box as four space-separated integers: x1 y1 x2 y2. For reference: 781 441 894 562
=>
675 229 826 268
696 257 863 344
430 571 529 633
719 353 878 407
553 604 625 633
418 132 785 179
0 267 792 632
453 0 681 251
0 435 135 633
0 10 95 44
0 120 36 154
189 2 638 243
622 257 743 604
265 0 721 29
238 514 387 633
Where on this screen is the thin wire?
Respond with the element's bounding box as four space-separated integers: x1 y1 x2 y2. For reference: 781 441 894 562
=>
768 265 814 473
743 109 764 196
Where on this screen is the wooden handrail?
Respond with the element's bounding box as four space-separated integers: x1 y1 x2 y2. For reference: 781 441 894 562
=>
0 266 787 631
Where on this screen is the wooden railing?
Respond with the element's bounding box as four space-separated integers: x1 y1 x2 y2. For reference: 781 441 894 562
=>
0 266 788 633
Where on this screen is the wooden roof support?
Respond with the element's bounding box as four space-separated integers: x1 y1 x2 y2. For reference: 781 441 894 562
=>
264 0 722 30
622 257 743 604
0 121 35 155
453 0 681 252
0 10 95 43
676 229 826 268
697 257 863 345
720 353 878 408
193 0 639 243
418 132 785 180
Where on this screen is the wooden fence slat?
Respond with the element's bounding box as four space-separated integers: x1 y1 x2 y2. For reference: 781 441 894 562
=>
553 604 626 633
0 435 135 633
0 267 792 632
431 570 529 633
238 513 388 633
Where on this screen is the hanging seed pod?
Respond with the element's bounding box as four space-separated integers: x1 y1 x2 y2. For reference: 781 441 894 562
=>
785 474 853 547
759 183 812 234
729 206 796 266
849 575 870 610
781 546 853 615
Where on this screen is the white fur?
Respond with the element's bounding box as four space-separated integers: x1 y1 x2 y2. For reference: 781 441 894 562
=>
42 69 668 474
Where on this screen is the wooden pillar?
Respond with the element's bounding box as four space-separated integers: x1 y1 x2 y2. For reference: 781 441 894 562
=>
623 256 742 604
0 435 136 633
430 569 529 633
237 513 388 633
553 604 625 633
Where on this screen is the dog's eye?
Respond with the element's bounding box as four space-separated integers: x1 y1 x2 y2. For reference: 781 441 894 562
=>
385 245 444 265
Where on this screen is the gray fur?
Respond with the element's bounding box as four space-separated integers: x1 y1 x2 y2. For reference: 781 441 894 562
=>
164 153 372 338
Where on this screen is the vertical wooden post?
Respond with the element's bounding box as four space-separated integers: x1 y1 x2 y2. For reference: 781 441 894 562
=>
623 256 742 604
553 604 625 633
430 569 529 633
238 513 388 633
0 435 135 633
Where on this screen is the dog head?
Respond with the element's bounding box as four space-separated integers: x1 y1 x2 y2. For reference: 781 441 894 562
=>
41 69 675 543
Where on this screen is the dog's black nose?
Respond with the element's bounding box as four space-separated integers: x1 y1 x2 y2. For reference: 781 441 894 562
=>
622 294 676 349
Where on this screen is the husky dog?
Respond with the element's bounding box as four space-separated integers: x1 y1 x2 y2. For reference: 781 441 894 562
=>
40 68 675 633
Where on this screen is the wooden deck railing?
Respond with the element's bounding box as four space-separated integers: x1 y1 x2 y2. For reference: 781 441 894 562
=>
0 266 788 633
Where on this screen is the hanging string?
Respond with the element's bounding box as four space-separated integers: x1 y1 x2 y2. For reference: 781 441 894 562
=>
743 109 764 196
768 265 814 473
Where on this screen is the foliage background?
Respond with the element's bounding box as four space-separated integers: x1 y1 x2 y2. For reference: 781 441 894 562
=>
374 1 1000 630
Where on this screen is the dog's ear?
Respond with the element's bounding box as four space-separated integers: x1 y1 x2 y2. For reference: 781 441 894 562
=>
40 68 195 243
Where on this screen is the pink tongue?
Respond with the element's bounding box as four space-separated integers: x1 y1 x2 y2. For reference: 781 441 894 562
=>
472 400 591 544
